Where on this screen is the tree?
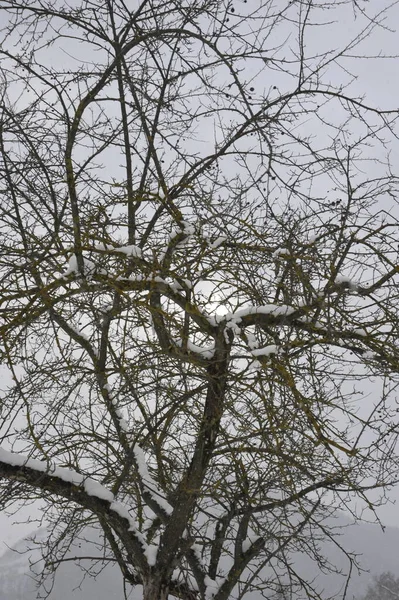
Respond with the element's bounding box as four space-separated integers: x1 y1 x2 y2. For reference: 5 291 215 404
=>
0 0 399 598
362 572 399 600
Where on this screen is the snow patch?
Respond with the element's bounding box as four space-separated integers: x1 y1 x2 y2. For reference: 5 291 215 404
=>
114 244 142 258
251 345 278 357
181 221 196 236
246 331 259 350
209 236 226 249
334 275 358 291
273 248 290 259
353 328 367 337
63 254 96 278
144 544 158 566
204 575 221 599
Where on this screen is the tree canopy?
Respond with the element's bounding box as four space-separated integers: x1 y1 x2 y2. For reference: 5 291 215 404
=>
1 1 399 599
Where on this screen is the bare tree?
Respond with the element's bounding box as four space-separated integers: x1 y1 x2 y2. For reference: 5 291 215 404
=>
361 572 399 600
1 0 399 599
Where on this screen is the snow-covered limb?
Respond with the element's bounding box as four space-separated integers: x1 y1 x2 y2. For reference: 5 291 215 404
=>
156 220 197 270
0 447 112 500
113 244 142 258
93 242 142 258
222 304 297 324
251 344 278 358
334 274 359 291
173 336 216 359
207 303 305 336
166 220 196 245
62 254 96 278
0 448 150 574
272 247 291 259
0 443 202 592
208 236 226 249
204 575 222 600
133 444 173 517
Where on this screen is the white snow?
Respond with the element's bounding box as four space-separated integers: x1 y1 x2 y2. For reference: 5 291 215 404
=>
118 417 129 433
144 544 159 566
69 324 89 341
353 328 367 337
153 275 169 285
169 221 195 243
169 228 179 242
172 568 200 592
182 278 193 289
225 320 241 334
63 254 79 276
204 575 221 599
224 304 295 324
120 274 144 282
133 445 173 516
84 479 114 501
99 303 114 314
191 543 203 562
181 221 195 236
173 337 215 359
272 248 290 259
169 281 183 292
63 254 96 278
209 236 226 249
251 344 278 357
245 331 259 350
113 244 142 258
0 448 117 502
334 274 358 291
168 278 192 292
109 500 132 521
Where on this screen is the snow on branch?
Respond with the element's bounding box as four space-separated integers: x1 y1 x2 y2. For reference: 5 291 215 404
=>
112 244 142 258
133 444 173 517
62 254 96 278
333 274 359 291
173 336 216 359
211 304 299 330
251 344 278 358
0 447 153 566
224 304 297 323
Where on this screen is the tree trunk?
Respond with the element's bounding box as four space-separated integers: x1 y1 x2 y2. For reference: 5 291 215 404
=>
143 579 169 600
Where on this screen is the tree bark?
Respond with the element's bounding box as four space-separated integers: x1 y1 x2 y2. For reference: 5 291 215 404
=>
143 579 169 600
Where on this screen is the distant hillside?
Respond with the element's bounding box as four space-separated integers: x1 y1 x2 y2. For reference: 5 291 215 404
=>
1 518 399 599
